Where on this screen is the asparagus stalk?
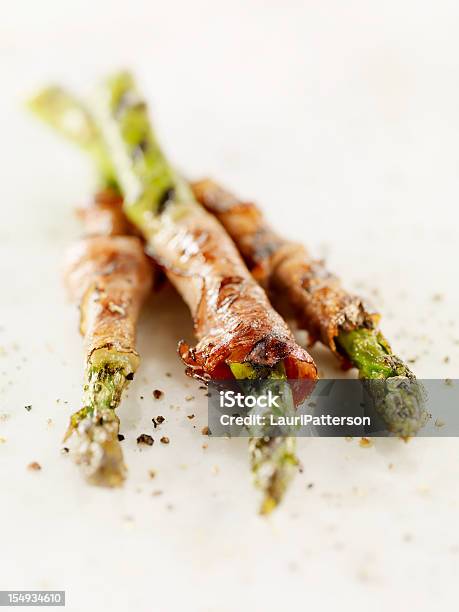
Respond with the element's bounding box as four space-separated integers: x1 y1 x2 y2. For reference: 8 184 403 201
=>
64 363 129 486
28 86 116 187
29 89 152 485
62 231 149 486
230 362 299 515
62 228 150 487
337 328 426 437
337 328 411 379
93 71 302 512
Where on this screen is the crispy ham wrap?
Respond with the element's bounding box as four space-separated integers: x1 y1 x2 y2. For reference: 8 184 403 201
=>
192 179 378 361
147 201 317 382
64 190 152 374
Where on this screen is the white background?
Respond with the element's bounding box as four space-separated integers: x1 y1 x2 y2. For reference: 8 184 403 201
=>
1 1 459 610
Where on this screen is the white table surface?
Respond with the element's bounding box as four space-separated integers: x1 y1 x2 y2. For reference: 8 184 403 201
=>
1 1 459 610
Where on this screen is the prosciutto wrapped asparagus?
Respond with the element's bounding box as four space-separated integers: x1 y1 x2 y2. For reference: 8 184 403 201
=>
63 189 153 486
191 180 427 436
29 78 316 511
30 89 154 484
92 71 317 511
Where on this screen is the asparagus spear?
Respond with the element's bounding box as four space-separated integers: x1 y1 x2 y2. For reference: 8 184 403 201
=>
30 90 153 485
337 328 425 437
92 71 308 512
64 362 130 486
63 219 151 486
229 362 299 515
28 87 116 188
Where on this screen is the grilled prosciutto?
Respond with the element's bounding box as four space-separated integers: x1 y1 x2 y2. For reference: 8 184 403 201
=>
149 200 317 382
192 180 378 361
63 189 152 486
65 190 152 374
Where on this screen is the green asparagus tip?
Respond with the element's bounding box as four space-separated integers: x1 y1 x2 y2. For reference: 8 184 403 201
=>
337 328 412 379
230 361 299 513
65 406 126 488
65 365 129 487
251 436 299 515
337 328 427 436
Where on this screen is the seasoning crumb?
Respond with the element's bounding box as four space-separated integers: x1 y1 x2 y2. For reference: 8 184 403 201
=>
307 483 314 489
187 414 195 420
118 434 125 441
24 405 32 412
445 378 453 386
185 395 194 402
27 461 41 471
61 447 69 454
137 434 154 446
153 389 164 400
126 372 134 381
140 395 144 400
202 443 208 450
160 436 170 444
444 356 450 364
201 426 210 436
359 437 373 448
148 470 156 479
165 372 171 377
156 415 165 424
47 418 53 426
199 385 206 390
